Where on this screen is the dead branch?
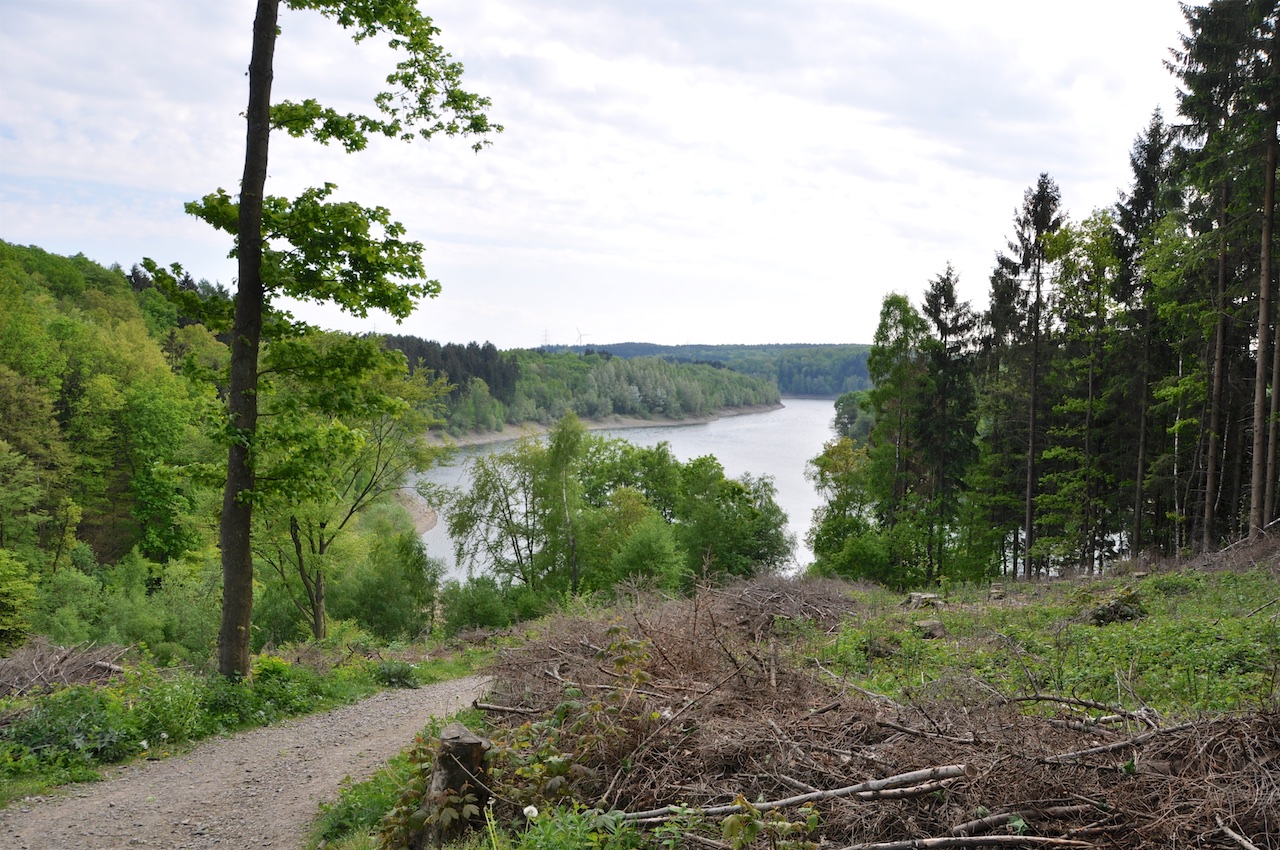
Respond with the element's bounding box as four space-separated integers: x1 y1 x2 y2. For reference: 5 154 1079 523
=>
621 764 972 821
1214 814 1263 850
473 701 540 716
1041 722 1197 764
835 837 1094 850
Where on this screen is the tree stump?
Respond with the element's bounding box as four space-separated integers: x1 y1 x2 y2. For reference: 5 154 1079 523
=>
411 722 491 849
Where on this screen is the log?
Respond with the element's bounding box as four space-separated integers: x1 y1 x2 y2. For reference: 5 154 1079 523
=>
411 722 491 849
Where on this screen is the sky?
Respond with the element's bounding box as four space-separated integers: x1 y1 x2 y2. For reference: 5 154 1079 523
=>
0 0 1190 349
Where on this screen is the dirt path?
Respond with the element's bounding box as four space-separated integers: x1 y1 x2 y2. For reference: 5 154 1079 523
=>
0 676 490 850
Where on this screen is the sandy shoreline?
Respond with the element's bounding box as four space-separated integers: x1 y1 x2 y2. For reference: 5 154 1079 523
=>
423 401 786 448
398 403 785 535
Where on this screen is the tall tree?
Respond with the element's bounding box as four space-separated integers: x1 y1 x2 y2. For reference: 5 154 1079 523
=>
995 174 1064 577
188 0 498 676
918 264 978 581
1114 109 1179 553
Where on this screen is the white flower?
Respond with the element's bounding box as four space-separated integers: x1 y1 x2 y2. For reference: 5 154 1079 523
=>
523 805 539 819
139 739 149 751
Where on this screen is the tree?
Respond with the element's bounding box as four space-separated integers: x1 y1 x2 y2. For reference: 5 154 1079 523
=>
251 332 451 640
918 265 978 581
995 174 1064 577
1113 109 1179 553
179 1 498 676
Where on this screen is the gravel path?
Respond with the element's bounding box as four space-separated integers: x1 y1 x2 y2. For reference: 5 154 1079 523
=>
0 675 490 850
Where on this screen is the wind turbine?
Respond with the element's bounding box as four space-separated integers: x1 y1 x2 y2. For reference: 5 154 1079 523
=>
574 327 591 347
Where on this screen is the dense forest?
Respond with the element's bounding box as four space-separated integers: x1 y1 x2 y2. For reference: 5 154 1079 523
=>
558 342 871 397
383 335 782 434
811 1 1280 586
0 240 795 659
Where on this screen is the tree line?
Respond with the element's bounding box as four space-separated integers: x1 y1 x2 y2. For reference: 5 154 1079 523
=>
382 336 781 435
561 342 872 397
810 0 1280 586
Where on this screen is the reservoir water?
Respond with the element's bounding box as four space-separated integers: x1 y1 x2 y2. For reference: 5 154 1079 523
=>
419 397 837 578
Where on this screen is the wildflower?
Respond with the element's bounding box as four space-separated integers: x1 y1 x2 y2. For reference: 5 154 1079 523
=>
523 805 539 819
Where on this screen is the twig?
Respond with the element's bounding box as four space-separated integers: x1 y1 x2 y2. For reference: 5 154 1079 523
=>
473 700 540 716
834 838 1093 850
599 657 750 808
1040 721 1196 764
949 804 1094 836
877 720 975 744
1215 814 1263 850
621 764 972 821
1012 693 1158 727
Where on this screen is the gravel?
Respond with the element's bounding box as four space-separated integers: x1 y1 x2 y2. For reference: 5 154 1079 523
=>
0 675 490 850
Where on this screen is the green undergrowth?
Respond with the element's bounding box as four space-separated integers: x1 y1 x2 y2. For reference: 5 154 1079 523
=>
814 568 1280 715
0 639 492 808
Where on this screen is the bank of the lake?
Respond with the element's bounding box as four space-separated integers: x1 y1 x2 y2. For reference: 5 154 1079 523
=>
413 398 836 575
423 402 786 448
401 402 788 536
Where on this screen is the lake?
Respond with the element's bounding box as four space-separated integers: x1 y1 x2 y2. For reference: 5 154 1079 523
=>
418 397 838 578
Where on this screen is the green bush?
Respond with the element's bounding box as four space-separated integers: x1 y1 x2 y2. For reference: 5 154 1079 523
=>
373 660 418 689
6 685 139 765
0 549 37 650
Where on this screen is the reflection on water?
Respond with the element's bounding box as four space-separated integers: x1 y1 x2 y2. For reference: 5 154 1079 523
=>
417 398 836 579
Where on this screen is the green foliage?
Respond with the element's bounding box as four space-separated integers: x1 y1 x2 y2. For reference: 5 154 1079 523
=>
373 660 418 689
818 570 1280 714
515 804 642 850
0 549 37 649
5 685 138 766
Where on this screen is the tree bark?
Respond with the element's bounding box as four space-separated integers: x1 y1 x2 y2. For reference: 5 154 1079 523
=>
413 723 491 849
218 0 278 678
1204 186 1229 551
1251 119 1274 541
1262 101 1278 525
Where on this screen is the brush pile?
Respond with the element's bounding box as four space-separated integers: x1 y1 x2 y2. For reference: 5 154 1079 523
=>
479 577 1279 850
0 637 127 698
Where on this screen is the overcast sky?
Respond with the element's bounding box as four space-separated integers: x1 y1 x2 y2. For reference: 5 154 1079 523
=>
1 0 1189 349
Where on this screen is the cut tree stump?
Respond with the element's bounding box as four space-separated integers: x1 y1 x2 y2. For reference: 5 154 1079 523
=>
411 722 491 849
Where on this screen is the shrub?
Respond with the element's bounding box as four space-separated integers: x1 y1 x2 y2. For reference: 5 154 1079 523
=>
373 660 418 689
0 549 37 650
6 685 139 764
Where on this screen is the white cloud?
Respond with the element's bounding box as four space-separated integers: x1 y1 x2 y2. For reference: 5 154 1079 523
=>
0 0 1188 348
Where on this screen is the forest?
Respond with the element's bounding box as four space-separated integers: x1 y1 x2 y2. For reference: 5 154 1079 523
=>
808 1 1280 587
560 341 871 397
382 335 781 435
0 240 794 662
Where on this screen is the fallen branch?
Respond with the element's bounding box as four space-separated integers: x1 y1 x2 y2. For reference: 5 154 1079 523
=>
1215 814 1263 850
473 700 540 716
877 720 976 744
621 764 972 821
949 804 1094 836
1012 693 1157 727
1040 722 1196 764
835 837 1093 850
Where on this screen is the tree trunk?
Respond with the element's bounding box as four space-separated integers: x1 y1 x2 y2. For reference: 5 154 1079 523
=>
1251 117 1275 541
413 723 491 849
1024 264 1042 580
1263 105 1278 525
218 0 278 678
1203 188 1229 551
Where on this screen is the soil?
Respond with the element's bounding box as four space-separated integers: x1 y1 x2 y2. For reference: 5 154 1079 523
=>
0 675 490 850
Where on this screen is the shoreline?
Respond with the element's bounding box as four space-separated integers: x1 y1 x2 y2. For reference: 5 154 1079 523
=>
400 401 791 536
423 401 786 448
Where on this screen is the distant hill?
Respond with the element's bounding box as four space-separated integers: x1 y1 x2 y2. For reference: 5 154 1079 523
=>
555 342 871 397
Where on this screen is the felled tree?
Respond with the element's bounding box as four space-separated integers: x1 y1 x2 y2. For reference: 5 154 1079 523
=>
188 0 498 677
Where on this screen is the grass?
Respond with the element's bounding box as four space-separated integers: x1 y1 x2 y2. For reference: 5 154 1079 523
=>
815 568 1280 715
311 566 1280 850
